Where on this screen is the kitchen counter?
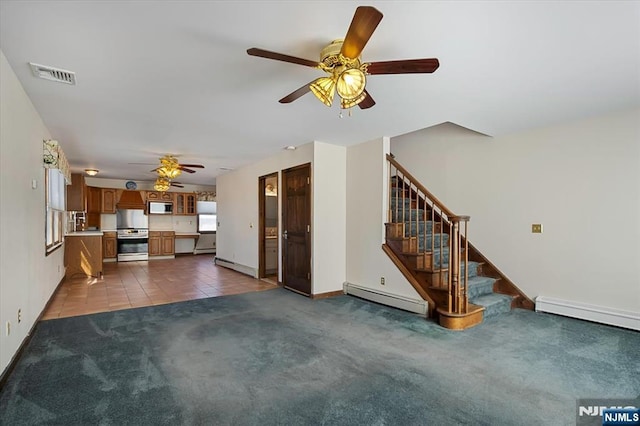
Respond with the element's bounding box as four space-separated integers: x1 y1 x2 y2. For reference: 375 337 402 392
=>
175 232 201 238
65 231 104 237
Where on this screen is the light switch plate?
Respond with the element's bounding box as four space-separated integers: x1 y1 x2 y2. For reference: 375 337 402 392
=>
532 224 543 233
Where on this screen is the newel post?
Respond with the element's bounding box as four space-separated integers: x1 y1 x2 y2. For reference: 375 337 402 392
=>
448 215 470 314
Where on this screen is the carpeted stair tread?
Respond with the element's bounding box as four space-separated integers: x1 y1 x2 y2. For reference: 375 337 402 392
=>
467 276 496 299
401 221 437 236
470 293 513 319
391 210 426 221
387 193 515 322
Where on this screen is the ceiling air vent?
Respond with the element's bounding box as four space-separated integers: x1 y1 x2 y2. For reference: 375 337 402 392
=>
29 63 76 85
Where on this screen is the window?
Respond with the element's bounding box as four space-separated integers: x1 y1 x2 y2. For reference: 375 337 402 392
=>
198 214 217 233
46 168 65 253
197 201 217 233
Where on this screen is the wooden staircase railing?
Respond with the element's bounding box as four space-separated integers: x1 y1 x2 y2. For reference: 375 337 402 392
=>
384 154 484 329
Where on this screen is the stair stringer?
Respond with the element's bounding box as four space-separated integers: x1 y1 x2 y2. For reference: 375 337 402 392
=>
383 240 456 322
381 243 437 317
466 241 535 310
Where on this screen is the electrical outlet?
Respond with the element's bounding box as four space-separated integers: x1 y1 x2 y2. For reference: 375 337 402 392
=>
17 309 22 323
532 224 543 233
6 321 10 336
381 277 385 285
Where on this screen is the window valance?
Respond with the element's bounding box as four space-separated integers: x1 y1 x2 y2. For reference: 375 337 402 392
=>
43 139 71 184
196 191 216 201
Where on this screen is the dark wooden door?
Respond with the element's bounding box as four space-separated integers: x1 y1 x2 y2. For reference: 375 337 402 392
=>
282 163 311 295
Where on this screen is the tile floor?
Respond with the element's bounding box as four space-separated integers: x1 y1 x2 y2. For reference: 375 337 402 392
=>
42 255 279 320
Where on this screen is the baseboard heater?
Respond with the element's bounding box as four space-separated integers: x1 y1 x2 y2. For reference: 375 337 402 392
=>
194 248 216 254
535 296 640 331
214 257 257 278
343 282 428 316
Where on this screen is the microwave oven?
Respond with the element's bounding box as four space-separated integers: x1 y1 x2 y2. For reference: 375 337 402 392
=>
148 201 173 215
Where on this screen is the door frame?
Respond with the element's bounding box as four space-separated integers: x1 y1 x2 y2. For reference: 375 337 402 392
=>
281 162 312 295
258 172 279 280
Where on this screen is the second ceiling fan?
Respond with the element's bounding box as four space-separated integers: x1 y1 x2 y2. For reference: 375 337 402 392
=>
247 6 440 110
151 155 204 179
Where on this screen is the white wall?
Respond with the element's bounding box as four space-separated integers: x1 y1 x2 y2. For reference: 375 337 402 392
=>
312 142 346 294
345 137 423 300
216 141 347 294
0 50 66 375
391 110 640 313
216 142 314 277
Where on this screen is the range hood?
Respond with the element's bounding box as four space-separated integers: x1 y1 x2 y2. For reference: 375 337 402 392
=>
116 190 146 210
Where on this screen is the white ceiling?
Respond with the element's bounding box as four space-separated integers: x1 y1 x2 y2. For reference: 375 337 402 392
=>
1 1 638 185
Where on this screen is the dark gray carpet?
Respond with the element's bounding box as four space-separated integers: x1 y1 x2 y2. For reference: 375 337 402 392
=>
1 288 638 425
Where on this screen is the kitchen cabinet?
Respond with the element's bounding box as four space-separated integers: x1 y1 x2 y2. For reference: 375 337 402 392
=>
65 233 103 278
86 186 102 229
101 188 117 213
147 191 173 202
148 231 161 256
162 231 175 255
103 231 117 259
66 173 86 211
175 193 197 215
149 231 175 256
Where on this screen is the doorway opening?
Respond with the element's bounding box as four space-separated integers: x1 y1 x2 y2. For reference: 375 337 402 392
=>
259 172 279 282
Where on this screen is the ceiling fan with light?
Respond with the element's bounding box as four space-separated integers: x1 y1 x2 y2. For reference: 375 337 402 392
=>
150 155 204 179
247 6 440 110
146 155 204 192
152 178 185 192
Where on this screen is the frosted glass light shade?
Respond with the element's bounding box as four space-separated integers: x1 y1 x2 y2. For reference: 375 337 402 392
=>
154 177 171 192
336 68 366 100
340 91 367 109
157 166 181 179
310 76 336 107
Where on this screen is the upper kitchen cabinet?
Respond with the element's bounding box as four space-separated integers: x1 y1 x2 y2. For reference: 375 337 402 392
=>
66 173 86 211
86 187 102 229
101 188 117 213
146 191 173 202
175 193 197 215
87 187 101 213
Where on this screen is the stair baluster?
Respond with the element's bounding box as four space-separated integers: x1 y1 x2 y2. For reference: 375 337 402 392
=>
385 154 479 329
383 154 534 329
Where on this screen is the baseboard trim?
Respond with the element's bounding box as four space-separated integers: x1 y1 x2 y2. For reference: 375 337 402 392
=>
0 274 66 388
214 257 258 278
311 290 344 300
535 296 640 331
343 282 428 315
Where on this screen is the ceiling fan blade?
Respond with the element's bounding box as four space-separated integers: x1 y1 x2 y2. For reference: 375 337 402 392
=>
150 167 159 172
178 164 204 168
366 58 440 75
358 90 376 109
171 183 184 188
180 168 196 174
247 48 319 68
279 82 313 103
340 6 383 59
